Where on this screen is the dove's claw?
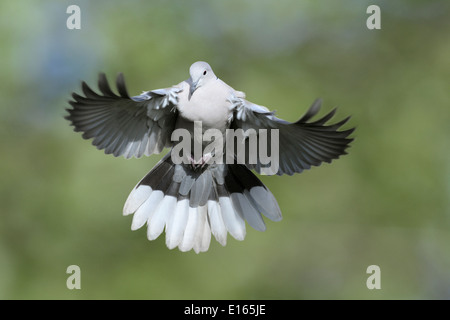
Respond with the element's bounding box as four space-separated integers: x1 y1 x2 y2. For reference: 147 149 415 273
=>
188 153 212 170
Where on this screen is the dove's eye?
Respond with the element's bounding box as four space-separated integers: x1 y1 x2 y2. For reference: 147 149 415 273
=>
203 70 207 75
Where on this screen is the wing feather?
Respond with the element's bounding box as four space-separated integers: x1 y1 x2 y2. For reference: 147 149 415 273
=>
66 73 182 158
231 97 354 175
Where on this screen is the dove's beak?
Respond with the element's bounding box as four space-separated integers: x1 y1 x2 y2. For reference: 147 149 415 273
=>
188 79 199 100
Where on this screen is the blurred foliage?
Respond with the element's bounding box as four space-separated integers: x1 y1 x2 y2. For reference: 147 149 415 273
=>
0 0 449 299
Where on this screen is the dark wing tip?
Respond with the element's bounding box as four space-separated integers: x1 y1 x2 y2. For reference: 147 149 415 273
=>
296 98 322 124
296 100 355 135
309 107 337 126
311 98 323 110
81 80 99 99
341 126 356 137
116 72 130 98
333 115 352 128
63 110 72 121
98 72 117 97
71 91 84 102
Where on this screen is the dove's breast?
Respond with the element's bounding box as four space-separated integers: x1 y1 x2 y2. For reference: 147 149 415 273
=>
176 79 234 132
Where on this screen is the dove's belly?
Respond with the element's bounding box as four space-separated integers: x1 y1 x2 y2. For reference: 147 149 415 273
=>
178 108 230 131
174 115 227 160
175 115 227 142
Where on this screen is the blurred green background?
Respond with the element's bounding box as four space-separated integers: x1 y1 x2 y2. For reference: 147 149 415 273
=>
1 0 449 299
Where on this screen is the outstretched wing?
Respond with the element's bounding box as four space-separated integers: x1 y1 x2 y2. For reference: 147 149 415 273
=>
230 97 355 175
65 73 181 159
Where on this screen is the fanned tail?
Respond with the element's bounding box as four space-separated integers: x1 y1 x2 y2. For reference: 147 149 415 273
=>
123 153 282 253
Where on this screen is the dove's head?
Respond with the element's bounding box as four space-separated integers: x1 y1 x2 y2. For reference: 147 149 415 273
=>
188 61 216 99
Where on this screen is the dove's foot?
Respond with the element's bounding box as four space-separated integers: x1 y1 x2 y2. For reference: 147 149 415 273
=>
188 153 212 170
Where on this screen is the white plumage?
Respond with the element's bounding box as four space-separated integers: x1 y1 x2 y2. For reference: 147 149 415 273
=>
179 206 202 252
165 198 189 249
219 196 246 241
207 200 227 246
147 195 177 240
131 190 163 231
123 185 151 216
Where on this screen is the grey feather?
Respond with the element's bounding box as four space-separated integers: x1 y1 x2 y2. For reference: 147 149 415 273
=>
190 170 212 207
179 171 197 196
231 97 354 175
228 165 281 221
66 73 179 159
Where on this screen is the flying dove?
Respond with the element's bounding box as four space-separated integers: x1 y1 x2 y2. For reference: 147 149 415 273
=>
65 61 354 253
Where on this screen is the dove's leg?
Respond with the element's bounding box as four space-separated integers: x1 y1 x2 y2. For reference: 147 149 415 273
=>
188 153 213 170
